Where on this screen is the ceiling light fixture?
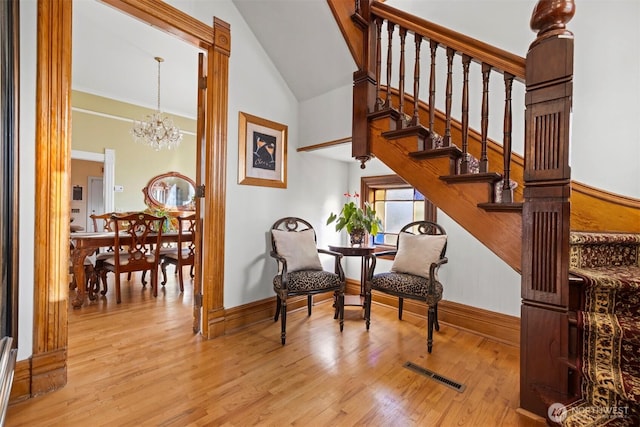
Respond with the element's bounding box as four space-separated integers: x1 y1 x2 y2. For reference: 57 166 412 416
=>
131 56 183 150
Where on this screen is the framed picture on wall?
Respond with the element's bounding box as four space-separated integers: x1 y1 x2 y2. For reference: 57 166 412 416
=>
238 111 287 188
72 185 83 201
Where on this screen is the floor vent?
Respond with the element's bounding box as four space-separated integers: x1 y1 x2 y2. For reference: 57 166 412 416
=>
403 361 466 393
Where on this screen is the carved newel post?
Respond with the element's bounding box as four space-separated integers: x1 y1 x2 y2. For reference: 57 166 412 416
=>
520 0 575 418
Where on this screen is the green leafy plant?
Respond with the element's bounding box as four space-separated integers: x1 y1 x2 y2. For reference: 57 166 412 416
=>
144 207 177 232
326 192 382 235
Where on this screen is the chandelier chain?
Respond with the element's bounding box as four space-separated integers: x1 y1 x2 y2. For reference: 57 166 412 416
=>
156 57 161 111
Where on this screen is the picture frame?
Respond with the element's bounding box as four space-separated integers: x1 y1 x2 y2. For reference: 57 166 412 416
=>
238 111 287 188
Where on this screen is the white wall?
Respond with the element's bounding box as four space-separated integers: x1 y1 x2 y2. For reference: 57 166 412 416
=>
300 84 353 145
169 0 349 308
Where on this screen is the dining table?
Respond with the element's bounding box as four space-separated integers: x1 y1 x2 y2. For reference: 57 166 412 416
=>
69 230 193 308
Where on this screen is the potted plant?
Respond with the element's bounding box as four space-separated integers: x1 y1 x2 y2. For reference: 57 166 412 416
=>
326 192 382 246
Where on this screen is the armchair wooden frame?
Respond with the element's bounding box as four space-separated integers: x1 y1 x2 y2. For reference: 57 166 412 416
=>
365 221 448 353
270 217 346 345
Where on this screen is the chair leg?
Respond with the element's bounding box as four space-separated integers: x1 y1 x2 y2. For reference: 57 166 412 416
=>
434 304 440 331
152 267 158 297
141 270 147 286
280 301 287 345
427 306 435 353
398 297 404 320
160 260 168 286
190 265 194 278
307 295 312 316
86 266 97 301
333 291 339 319
178 264 185 292
339 293 344 332
364 292 371 330
115 271 122 304
100 269 109 295
274 296 281 321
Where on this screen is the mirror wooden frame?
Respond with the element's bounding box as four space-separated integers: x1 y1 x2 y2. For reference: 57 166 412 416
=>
142 171 196 212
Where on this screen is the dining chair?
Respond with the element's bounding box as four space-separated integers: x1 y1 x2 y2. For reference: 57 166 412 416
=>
365 220 448 353
160 214 196 292
270 217 345 345
101 212 165 303
68 242 99 299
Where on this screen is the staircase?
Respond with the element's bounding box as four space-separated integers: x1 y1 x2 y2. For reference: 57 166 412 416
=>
561 232 640 426
329 0 640 423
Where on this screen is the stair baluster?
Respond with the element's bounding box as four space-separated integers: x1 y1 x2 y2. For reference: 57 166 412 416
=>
374 17 383 111
384 21 394 109
410 34 422 127
428 40 438 149
501 73 514 203
480 63 491 173
460 54 471 174
398 27 407 126
443 47 454 148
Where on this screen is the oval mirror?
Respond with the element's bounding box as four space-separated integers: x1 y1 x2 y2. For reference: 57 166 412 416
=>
143 171 196 212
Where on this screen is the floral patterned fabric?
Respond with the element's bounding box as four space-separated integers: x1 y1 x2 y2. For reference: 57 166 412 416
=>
562 233 640 426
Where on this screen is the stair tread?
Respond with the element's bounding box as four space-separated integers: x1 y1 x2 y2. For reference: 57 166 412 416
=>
409 146 463 159
477 202 523 212
440 172 502 184
382 125 431 140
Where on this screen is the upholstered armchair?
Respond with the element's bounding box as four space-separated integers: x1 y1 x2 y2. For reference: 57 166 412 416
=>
365 221 448 353
270 217 346 345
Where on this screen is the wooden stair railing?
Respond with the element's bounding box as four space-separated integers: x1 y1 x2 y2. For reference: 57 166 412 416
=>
353 1 525 211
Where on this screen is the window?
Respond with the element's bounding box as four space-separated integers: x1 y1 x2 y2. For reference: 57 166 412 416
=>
362 175 436 248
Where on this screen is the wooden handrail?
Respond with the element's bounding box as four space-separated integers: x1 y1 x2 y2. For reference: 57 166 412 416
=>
371 1 526 80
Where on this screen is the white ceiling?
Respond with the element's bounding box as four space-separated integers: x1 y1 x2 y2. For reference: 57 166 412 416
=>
231 0 356 102
72 0 201 119
72 0 356 161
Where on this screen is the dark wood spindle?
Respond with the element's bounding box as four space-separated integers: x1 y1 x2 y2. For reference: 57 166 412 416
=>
375 17 384 111
428 40 438 147
480 63 491 173
354 0 361 16
384 21 395 109
501 72 514 203
443 47 455 147
411 34 422 127
398 27 407 124
459 54 471 174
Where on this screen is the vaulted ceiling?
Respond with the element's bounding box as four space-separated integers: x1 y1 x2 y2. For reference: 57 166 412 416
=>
73 0 355 116
231 0 356 102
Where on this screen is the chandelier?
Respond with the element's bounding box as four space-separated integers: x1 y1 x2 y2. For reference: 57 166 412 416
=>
131 56 183 150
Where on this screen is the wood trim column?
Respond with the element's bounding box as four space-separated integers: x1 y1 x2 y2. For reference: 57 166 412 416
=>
351 0 376 168
520 0 575 417
202 18 230 339
31 0 73 396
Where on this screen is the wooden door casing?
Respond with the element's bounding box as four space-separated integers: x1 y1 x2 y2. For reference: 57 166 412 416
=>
25 0 229 400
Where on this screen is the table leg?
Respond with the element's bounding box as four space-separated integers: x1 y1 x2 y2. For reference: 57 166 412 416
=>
70 247 95 308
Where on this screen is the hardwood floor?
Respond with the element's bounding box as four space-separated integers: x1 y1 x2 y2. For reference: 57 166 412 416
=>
7 269 544 426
